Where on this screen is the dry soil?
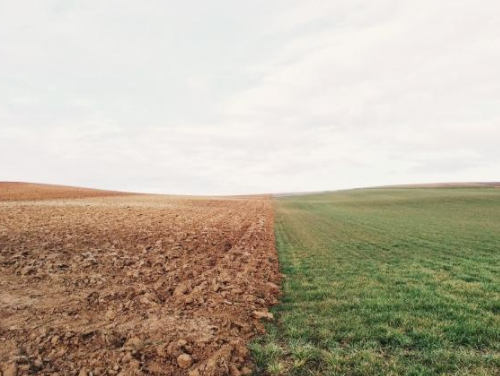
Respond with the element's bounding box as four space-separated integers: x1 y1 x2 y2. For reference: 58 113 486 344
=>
0 184 280 376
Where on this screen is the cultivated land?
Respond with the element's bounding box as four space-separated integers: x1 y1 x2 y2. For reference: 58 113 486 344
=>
0 184 280 376
252 188 500 375
0 182 130 201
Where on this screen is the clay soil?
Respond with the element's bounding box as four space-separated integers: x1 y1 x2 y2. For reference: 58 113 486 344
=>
0 183 130 202
0 184 280 376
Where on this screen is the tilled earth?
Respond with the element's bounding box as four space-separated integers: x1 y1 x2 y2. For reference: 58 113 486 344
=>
0 186 280 376
0 183 129 202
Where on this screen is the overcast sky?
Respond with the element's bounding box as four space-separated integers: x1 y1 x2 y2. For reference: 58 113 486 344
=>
1 0 499 195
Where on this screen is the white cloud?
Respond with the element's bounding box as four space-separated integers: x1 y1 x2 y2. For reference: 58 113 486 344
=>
0 0 499 194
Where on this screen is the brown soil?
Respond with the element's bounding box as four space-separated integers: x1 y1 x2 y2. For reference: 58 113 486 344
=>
0 182 131 202
0 184 280 376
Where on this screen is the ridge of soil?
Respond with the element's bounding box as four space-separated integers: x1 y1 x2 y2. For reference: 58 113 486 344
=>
0 189 280 376
0 182 130 201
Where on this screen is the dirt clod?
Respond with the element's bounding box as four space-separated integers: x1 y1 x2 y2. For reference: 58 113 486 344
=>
240 366 252 375
177 353 193 369
3 363 17 376
252 310 274 320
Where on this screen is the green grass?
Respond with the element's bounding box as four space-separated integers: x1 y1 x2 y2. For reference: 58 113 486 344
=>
251 188 500 375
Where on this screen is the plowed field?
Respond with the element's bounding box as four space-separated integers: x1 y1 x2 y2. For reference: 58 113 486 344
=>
0 183 129 202
0 184 280 376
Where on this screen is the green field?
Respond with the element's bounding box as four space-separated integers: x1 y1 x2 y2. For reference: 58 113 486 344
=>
251 188 500 375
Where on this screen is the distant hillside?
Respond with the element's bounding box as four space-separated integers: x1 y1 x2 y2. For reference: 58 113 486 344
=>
377 182 500 189
0 182 132 201
274 183 500 198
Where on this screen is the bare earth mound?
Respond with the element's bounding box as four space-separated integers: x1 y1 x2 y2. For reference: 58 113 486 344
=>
0 188 280 375
0 182 129 201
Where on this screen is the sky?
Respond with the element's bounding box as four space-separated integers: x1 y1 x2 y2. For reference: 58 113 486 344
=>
1 0 499 195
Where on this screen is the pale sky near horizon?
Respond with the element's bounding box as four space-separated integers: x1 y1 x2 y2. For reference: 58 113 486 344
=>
1 0 499 195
